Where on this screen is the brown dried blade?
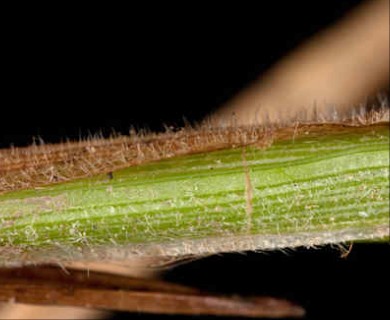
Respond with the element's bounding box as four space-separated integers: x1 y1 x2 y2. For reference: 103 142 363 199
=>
0 265 305 318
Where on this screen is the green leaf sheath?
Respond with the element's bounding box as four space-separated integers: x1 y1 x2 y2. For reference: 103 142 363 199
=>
0 125 388 263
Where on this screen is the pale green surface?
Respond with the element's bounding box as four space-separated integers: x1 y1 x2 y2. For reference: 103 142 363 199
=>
0 126 388 256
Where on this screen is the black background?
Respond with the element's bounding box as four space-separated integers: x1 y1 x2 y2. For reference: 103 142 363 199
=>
1 0 367 148
2 1 389 319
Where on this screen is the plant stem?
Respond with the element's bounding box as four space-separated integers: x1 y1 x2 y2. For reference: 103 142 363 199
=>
0 124 388 264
